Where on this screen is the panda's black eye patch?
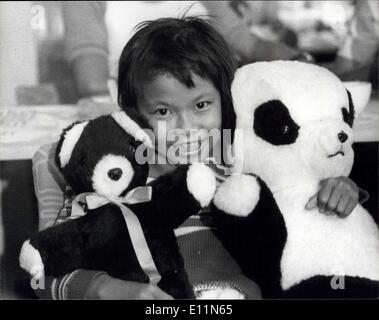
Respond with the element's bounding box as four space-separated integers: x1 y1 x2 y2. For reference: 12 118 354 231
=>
342 90 355 128
79 156 86 166
254 100 299 145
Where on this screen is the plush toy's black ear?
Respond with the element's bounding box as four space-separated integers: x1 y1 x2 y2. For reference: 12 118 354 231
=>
254 100 299 145
126 109 156 154
111 110 154 149
124 108 152 131
55 120 87 171
341 89 355 128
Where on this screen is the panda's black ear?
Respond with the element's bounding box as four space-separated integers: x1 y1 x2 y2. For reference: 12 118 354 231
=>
254 100 299 145
124 108 152 131
342 89 355 128
112 110 153 149
55 120 89 171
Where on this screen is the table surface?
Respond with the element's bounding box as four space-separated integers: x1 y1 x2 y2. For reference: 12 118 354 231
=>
0 102 120 161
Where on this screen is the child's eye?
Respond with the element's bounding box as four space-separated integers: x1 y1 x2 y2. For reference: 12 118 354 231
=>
154 108 171 117
196 102 210 111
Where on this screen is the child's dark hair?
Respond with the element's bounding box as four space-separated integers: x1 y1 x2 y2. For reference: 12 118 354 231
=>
117 16 237 131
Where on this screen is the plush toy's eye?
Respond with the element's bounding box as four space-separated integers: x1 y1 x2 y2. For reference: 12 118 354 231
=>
108 168 123 181
128 144 136 153
254 100 299 146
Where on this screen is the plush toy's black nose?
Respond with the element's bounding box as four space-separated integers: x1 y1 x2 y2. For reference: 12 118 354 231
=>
108 168 123 181
338 131 348 143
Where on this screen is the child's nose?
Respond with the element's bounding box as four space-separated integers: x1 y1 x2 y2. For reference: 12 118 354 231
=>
177 113 198 131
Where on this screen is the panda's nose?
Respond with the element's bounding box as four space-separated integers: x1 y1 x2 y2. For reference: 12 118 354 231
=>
338 131 348 143
108 168 123 181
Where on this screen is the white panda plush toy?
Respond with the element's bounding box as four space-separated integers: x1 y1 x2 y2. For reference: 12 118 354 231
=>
213 61 379 298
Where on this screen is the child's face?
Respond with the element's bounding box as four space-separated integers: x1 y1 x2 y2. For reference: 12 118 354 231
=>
137 72 222 164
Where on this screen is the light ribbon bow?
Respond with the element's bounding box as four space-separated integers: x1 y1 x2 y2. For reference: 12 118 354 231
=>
71 186 161 285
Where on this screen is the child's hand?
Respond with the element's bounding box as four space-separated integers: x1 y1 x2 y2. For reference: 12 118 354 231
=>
305 177 359 218
87 273 173 300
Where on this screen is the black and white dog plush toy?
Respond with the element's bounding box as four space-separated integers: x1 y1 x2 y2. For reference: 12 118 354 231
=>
19 110 217 299
213 61 379 298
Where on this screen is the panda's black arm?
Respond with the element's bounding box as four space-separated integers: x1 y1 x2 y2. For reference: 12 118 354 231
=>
29 220 87 277
29 208 126 277
144 165 202 229
211 178 287 298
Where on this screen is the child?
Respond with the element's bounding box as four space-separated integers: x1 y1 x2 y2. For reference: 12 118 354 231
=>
34 17 361 299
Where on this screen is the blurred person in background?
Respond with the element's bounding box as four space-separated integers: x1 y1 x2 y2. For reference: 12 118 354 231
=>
62 1 309 99
232 1 299 47
327 0 378 85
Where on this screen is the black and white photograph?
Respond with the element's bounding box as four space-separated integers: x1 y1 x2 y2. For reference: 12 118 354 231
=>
0 0 378 306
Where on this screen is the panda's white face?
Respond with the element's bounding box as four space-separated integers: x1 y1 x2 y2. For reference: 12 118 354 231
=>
296 118 354 180
231 61 355 190
92 154 134 200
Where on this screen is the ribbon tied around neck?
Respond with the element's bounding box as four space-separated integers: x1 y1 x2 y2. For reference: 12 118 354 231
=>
71 186 161 285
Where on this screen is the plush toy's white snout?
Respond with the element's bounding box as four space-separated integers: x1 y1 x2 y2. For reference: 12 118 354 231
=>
298 119 354 179
92 154 135 199
311 119 353 154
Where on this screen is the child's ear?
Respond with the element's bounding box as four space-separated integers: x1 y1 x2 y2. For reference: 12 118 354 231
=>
343 81 372 116
55 120 89 170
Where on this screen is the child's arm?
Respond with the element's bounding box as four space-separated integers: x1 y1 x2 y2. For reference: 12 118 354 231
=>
305 177 364 218
32 144 108 299
33 269 106 299
86 274 172 299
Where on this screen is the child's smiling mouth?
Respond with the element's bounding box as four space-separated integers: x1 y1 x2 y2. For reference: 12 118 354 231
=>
177 140 203 155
